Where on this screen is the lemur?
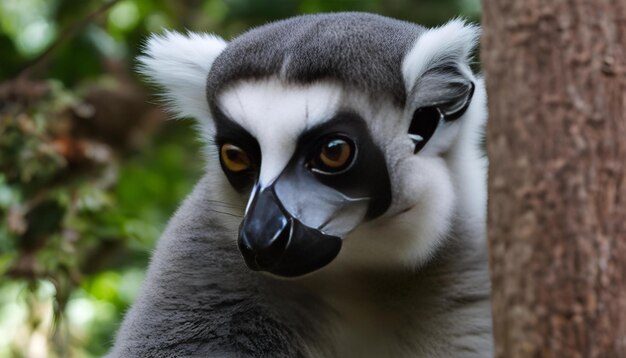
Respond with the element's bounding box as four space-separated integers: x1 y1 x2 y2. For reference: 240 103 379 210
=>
108 12 493 357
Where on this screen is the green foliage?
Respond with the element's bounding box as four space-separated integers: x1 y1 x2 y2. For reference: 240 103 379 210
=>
0 0 480 356
0 78 201 356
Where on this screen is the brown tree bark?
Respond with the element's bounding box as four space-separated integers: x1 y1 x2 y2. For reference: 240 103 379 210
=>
481 1 626 357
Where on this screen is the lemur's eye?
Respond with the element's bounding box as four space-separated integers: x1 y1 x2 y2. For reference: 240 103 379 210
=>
220 143 251 172
309 135 356 175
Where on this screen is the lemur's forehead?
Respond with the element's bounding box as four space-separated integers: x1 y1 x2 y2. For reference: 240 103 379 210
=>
217 79 344 136
216 79 344 186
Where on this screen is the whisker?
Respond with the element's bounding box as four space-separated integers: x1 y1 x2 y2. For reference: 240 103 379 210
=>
205 199 245 209
209 203 245 210
336 193 371 203
206 209 244 218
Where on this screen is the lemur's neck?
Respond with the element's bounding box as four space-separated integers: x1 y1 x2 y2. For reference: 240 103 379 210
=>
273 217 490 357
297 213 487 292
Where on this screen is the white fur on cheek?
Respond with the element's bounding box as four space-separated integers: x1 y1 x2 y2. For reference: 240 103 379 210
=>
217 79 343 187
337 156 454 270
137 31 227 138
394 156 455 267
447 77 488 231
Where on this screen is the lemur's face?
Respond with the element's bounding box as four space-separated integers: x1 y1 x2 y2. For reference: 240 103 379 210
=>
212 74 479 277
138 15 483 278
213 80 394 277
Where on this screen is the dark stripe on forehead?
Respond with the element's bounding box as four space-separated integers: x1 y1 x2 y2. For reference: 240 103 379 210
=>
206 12 424 109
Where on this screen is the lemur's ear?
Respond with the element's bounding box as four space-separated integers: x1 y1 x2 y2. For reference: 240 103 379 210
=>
138 31 227 136
402 19 479 154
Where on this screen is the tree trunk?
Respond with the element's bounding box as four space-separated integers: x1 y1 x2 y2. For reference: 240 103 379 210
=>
481 1 626 357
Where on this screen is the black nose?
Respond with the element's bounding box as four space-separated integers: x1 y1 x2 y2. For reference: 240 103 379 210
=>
239 216 291 271
238 187 292 271
237 186 342 277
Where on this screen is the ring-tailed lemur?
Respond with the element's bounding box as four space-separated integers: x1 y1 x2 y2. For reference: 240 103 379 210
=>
108 12 492 357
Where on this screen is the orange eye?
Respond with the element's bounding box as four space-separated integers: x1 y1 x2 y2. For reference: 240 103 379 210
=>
220 144 251 172
310 136 356 174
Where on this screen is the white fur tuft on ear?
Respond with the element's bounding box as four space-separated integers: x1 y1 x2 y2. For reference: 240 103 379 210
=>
402 19 479 89
138 31 227 135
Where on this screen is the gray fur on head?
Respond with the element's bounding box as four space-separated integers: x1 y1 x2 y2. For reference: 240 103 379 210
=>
207 13 424 107
112 12 493 357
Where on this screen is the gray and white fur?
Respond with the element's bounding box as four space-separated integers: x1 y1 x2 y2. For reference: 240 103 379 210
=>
108 12 492 357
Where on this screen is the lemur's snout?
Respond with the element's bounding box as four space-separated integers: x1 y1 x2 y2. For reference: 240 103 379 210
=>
238 189 291 270
238 186 342 277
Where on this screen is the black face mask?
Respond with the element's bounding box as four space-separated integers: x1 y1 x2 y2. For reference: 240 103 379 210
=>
215 110 392 277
